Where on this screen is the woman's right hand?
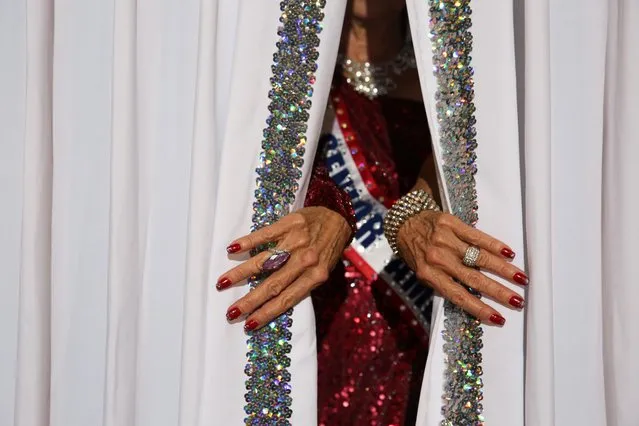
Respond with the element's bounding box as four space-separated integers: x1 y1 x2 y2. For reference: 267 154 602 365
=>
396 210 528 326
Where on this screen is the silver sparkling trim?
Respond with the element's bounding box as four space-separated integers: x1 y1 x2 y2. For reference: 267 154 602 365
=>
243 1 326 425
428 1 485 425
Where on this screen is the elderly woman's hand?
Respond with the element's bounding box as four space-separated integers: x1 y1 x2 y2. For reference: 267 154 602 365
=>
218 206 351 331
397 209 527 325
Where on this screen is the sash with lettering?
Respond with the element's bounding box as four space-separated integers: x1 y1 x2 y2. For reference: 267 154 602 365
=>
320 91 433 337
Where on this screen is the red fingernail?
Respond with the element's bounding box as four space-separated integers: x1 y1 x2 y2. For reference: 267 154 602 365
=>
226 306 242 321
509 295 525 309
513 272 529 286
226 243 241 254
489 313 506 326
244 320 259 332
501 247 516 260
216 277 232 290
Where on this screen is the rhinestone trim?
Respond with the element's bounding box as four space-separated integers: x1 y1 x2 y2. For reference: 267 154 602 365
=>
428 1 485 425
243 1 326 425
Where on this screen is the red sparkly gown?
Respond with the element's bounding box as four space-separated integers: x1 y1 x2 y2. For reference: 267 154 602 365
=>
304 77 433 426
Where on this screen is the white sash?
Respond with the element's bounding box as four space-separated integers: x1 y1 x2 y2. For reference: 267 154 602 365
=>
320 96 433 334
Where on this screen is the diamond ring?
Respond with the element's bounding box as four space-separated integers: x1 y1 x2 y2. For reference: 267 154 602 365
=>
462 245 481 268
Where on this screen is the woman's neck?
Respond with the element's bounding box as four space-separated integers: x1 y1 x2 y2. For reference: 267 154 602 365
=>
342 16 404 64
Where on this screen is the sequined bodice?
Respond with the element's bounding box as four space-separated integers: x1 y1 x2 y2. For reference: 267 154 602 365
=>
332 76 433 200
309 76 433 426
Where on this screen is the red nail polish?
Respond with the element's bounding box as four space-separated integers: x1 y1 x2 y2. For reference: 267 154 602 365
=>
216 277 232 290
501 247 516 260
489 313 506 326
244 320 259 332
226 243 241 254
513 272 529 286
226 306 242 321
509 295 525 309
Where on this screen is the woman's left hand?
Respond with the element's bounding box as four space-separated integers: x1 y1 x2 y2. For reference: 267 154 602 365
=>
218 206 352 331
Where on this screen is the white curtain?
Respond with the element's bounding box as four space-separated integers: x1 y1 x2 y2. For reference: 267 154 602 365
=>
2 0 638 425
414 0 639 424
0 1 346 425
410 0 526 424
522 0 639 425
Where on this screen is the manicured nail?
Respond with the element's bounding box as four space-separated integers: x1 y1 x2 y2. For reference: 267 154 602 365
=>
489 313 506 326
244 320 259 332
216 277 232 290
226 306 242 321
226 243 241 254
509 295 525 309
513 272 529 286
501 247 516 260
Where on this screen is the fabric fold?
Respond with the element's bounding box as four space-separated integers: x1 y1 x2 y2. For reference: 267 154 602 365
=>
103 0 140 424
15 2 54 425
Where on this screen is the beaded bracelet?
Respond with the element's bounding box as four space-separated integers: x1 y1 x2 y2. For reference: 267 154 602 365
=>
383 189 441 255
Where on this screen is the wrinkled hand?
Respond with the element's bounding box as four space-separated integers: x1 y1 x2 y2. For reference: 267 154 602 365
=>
218 207 351 331
397 210 527 326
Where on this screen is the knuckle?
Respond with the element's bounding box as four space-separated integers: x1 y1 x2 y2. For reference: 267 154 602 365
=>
477 305 495 321
431 230 448 247
447 288 467 307
243 234 256 248
296 233 311 247
311 266 330 283
261 228 276 241
278 292 297 311
232 298 247 312
228 271 244 285
488 240 503 253
234 297 254 315
464 270 484 290
424 247 444 266
289 213 307 227
415 267 430 283
501 263 517 280
497 287 514 303
475 251 491 268
300 249 319 267
435 213 453 227
265 282 284 300
252 229 273 246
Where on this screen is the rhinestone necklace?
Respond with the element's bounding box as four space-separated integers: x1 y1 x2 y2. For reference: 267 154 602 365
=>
340 39 417 99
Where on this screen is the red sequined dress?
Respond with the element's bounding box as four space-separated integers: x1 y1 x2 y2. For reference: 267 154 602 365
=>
304 77 433 426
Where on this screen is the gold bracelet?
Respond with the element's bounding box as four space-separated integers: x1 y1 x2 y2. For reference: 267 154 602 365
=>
383 189 441 255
